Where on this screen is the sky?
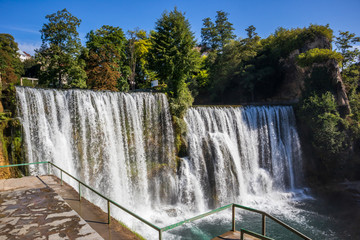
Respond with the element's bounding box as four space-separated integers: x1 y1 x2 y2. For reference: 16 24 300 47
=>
1 0 359 55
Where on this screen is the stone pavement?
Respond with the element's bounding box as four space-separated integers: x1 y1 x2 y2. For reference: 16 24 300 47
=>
0 176 103 240
0 175 142 240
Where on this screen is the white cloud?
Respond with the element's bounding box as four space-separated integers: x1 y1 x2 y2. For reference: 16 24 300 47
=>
0 25 40 35
18 42 41 56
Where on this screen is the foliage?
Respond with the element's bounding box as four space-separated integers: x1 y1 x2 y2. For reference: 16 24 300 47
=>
22 59 40 78
299 92 346 159
0 84 24 178
297 48 343 67
342 63 360 140
149 7 199 105
197 23 335 103
200 11 235 51
270 24 333 58
127 29 156 89
335 31 360 70
85 25 128 91
149 8 200 154
36 8 87 88
187 55 209 97
0 34 23 88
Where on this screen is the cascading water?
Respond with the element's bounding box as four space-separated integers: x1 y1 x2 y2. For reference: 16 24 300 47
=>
16 87 177 210
16 87 307 239
180 106 304 210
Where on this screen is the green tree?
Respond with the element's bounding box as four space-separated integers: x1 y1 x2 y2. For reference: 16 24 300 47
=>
335 31 360 70
23 58 40 78
149 8 200 154
127 29 155 89
200 17 216 51
245 25 257 39
85 25 129 91
299 92 347 175
200 11 235 51
37 8 86 88
0 34 23 88
149 8 199 103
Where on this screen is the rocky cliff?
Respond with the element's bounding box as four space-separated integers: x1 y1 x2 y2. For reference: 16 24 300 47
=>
276 35 350 114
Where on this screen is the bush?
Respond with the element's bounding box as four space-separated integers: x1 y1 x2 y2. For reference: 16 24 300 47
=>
299 92 347 176
297 48 343 67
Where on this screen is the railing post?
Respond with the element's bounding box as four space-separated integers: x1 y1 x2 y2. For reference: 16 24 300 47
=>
159 229 162 240
47 162 50 175
262 214 266 236
60 170 63 186
232 204 235 231
79 182 81 201
240 230 244 240
107 200 111 224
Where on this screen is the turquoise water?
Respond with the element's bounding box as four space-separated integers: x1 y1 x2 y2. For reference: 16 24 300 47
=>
163 192 359 240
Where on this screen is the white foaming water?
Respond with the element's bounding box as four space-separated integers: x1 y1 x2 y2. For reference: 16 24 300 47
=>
16 87 306 239
182 106 304 208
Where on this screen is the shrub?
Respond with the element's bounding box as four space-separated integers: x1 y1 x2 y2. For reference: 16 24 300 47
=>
297 48 343 67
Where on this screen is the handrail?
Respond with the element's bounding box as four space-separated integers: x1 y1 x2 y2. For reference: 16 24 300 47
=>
0 161 162 238
232 204 311 240
0 161 311 240
161 203 233 231
0 161 49 168
48 162 162 233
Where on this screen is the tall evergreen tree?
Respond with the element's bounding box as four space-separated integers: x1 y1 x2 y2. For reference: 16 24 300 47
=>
149 7 199 104
37 8 86 88
149 8 200 154
200 11 235 51
200 17 216 51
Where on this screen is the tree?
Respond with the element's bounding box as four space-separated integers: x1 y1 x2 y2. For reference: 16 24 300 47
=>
127 29 155 89
200 11 235 51
149 7 200 103
214 10 236 49
200 18 216 51
149 8 201 155
335 31 360 70
85 25 128 91
37 8 86 88
23 59 40 78
0 34 23 88
245 25 257 39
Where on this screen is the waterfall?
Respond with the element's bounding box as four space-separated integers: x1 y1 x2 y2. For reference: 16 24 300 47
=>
16 87 304 238
16 87 177 211
181 106 303 209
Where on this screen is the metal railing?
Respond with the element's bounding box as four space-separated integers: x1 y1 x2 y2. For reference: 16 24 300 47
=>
0 161 311 240
0 162 163 238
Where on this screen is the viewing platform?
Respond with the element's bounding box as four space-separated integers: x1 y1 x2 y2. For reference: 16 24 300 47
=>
0 162 311 240
0 175 140 240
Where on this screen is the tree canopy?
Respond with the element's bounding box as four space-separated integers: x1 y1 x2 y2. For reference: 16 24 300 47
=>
37 8 86 88
200 11 235 51
149 8 199 101
0 34 23 88
85 25 128 91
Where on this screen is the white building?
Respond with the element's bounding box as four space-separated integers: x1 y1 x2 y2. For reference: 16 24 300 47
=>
18 50 32 62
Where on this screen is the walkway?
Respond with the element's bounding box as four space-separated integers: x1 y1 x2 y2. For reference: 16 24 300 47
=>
0 175 141 240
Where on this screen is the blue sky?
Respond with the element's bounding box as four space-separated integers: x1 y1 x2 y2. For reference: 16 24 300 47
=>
1 0 359 55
